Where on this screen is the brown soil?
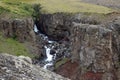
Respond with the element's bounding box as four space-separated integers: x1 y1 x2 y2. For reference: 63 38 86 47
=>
55 60 80 80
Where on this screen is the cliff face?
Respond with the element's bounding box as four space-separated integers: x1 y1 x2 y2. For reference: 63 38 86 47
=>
71 23 118 80
0 53 69 80
36 13 100 41
0 18 35 42
36 13 120 80
0 18 42 57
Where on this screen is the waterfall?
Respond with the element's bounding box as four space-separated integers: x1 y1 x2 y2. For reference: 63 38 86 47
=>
34 25 56 69
34 24 70 70
34 25 39 33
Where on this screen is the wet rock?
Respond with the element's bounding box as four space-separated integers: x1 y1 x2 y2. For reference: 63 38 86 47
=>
36 13 101 41
0 53 70 80
36 13 72 41
36 13 120 80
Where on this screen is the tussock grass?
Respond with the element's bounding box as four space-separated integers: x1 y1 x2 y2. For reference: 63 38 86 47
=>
0 34 35 58
0 0 34 17
21 0 114 14
0 0 114 16
38 0 113 14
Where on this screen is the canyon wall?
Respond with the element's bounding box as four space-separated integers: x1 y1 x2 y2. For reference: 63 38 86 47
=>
0 18 42 57
37 13 120 80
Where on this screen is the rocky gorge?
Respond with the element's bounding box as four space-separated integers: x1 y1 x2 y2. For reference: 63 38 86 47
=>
36 13 120 80
0 12 120 80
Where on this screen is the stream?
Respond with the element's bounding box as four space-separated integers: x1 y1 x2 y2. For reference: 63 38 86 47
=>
34 25 56 69
34 25 71 70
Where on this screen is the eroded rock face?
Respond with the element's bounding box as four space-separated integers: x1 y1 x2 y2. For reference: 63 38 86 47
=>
0 53 70 80
0 18 42 57
36 13 100 41
36 13 72 41
70 23 118 80
0 18 35 42
36 13 120 80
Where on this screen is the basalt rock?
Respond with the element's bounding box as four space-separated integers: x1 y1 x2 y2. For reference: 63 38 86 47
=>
36 13 100 41
0 18 43 58
0 53 70 80
36 13 120 80
70 23 118 80
105 17 120 64
0 18 35 42
36 13 72 41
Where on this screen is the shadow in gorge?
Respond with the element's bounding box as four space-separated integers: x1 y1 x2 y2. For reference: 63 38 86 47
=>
34 24 71 71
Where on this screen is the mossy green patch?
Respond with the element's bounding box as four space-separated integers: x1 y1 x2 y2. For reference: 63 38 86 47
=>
0 0 115 17
55 58 69 69
0 34 35 58
38 0 114 14
0 0 34 18
20 0 114 14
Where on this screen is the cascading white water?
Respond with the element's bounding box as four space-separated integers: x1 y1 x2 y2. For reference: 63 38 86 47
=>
34 25 55 69
44 46 53 62
34 25 39 32
43 45 54 69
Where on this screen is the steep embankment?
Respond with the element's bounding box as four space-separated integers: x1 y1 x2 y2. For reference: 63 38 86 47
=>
36 13 120 80
0 0 42 58
0 17 42 58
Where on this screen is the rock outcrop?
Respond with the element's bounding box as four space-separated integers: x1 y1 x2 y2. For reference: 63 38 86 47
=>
0 18 42 57
36 13 120 80
0 53 70 80
70 23 118 80
0 18 35 42
36 13 100 41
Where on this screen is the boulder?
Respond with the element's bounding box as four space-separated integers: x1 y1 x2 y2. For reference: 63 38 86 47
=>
0 53 70 80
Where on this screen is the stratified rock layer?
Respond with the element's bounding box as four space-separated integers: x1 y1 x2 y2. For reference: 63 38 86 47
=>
71 23 117 80
37 13 120 80
0 53 70 80
0 18 42 57
0 18 35 42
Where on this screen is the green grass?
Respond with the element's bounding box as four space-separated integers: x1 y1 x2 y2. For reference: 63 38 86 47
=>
0 0 34 18
55 58 69 69
0 0 115 17
0 34 35 58
39 0 114 14
21 0 114 14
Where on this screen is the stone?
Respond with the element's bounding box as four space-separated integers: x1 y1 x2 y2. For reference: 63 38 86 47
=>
0 53 70 80
36 13 120 80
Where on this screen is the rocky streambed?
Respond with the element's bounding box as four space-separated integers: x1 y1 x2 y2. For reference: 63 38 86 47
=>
34 25 71 70
35 13 120 80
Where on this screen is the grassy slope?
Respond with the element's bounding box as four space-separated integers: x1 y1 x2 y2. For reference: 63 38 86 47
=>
23 0 114 14
38 0 114 14
0 34 35 58
0 0 34 18
0 0 114 16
